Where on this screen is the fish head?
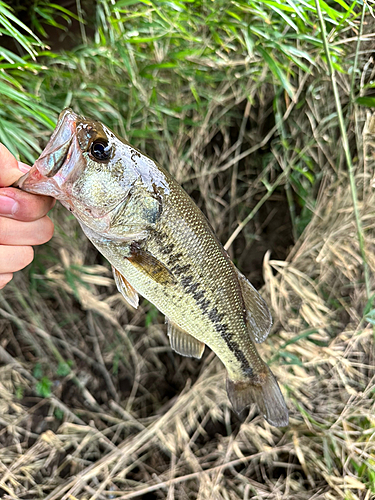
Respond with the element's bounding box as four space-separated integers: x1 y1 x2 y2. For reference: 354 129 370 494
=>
15 108 141 229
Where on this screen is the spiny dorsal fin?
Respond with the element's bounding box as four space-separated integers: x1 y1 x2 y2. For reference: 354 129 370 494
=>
127 247 176 286
235 267 272 344
112 266 139 309
166 319 205 359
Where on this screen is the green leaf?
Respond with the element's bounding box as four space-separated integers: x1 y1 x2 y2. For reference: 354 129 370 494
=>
145 304 159 327
36 376 52 398
365 308 375 325
115 0 152 7
332 0 351 12
355 97 375 108
33 363 43 379
257 45 294 97
54 408 65 420
56 361 72 377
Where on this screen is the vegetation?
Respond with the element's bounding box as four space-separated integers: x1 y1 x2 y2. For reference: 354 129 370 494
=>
0 0 374 498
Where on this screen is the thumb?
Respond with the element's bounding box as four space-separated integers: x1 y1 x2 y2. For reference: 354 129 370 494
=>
0 144 28 187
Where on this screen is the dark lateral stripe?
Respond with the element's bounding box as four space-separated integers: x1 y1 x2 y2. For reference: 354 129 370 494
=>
150 229 252 376
208 308 253 376
167 252 183 266
171 263 191 276
180 272 253 376
224 337 253 377
161 243 175 255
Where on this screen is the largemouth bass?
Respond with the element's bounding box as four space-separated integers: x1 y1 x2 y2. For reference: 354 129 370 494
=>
15 109 288 426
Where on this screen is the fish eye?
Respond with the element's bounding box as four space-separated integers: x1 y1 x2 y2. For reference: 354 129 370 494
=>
90 140 111 162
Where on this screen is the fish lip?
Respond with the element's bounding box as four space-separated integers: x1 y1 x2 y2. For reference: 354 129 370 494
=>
47 108 79 145
39 109 78 166
13 165 65 199
13 108 80 197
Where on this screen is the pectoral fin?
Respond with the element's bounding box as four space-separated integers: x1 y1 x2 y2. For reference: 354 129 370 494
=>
127 247 176 286
112 266 139 309
167 320 205 359
235 267 272 343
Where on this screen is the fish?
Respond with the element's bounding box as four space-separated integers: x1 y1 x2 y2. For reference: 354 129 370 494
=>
14 108 289 427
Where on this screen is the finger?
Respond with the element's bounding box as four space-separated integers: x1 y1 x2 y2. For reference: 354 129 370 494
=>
0 187 55 221
0 144 24 187
0 273 13 290
0 216 54 245
0 245 34 273
18 161 31 173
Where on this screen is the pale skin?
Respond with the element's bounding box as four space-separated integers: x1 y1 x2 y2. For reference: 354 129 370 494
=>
0 144 55 289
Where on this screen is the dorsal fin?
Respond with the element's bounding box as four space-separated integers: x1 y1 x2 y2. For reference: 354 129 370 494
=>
166 319 205 359
235 267 272 343
112 266 139 309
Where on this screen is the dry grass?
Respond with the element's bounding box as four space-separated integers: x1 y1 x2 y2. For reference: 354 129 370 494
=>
0 112 374 499
1 5 375 498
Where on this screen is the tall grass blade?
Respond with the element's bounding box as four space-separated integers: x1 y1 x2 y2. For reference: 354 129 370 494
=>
314 0 371 301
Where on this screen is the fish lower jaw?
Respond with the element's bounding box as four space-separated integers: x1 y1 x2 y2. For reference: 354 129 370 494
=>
14 168 61 198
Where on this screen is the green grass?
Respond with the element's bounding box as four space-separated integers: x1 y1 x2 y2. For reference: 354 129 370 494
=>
0 0 358 221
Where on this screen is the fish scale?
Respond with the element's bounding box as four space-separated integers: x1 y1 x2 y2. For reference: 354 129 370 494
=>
14 108 289 427
145 184 260 378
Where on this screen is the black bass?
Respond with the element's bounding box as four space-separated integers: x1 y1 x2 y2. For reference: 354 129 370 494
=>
15 109 288 426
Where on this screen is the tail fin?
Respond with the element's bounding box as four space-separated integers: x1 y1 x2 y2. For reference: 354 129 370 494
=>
226 367 289 427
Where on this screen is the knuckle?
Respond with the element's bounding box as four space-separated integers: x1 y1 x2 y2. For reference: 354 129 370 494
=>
14 194 55 222
11 194 40 222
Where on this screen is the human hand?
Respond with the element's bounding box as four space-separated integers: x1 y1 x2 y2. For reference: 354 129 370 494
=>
0 144 55 289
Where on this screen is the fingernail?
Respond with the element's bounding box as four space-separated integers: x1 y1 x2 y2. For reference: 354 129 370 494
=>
0 195 18 215
18 162 31 173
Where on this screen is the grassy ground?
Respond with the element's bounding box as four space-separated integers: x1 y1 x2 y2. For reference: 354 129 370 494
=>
0 0 374 498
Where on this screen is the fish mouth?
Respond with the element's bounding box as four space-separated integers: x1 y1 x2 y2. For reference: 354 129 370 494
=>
13 108 82 198
44 137 72 178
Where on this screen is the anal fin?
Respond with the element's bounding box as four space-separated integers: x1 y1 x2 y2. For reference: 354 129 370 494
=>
234 267 272 344
112 266 139 309
226 366 288 427
167 319 205 359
